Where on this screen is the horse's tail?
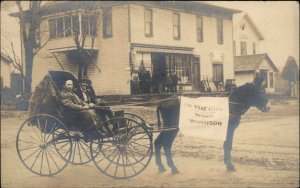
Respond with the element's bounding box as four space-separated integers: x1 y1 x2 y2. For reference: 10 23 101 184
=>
156 105 161 129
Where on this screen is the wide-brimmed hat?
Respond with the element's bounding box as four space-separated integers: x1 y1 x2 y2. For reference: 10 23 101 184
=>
79 75 90 83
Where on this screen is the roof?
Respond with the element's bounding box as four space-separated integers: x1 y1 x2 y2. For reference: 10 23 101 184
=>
10 1 241 19
234 53 279 72
0 52 13 64
233 13 264 40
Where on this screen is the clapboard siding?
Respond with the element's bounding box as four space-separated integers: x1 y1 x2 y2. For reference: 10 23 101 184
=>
130 5 235 83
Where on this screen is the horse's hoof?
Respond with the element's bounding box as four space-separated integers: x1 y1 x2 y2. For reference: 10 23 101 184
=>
171 169 180 174
158 167 166 172
226 164 236 172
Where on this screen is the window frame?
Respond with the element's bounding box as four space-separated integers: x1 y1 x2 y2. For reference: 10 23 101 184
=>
196 15 203 42
173 12 181 40
217 18 223 45
240 41 247 55
103 7 112 38
212 63 224 82
144 8 153 37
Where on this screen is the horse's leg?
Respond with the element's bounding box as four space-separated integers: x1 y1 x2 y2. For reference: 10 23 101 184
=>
224 116 241 171
163 130 179 174
154 133 166 172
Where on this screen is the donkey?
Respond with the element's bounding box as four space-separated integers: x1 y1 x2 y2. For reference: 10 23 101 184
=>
155 73 270 173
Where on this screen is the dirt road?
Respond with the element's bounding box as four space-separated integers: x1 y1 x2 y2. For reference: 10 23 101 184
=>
1 100 299 187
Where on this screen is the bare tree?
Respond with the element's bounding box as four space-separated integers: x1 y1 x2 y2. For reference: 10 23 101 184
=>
65 1 102 79
11 1 50 97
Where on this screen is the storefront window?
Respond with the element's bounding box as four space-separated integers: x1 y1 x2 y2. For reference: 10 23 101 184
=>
166 54 191 83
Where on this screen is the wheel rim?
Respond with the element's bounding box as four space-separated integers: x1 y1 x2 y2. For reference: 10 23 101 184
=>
90 117 153 179
16 114 72 176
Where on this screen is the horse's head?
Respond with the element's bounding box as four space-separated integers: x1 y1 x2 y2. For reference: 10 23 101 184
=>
248 73 270 112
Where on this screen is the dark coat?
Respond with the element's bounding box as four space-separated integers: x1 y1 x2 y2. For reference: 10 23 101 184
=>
73 87 96 104
61 88 86 111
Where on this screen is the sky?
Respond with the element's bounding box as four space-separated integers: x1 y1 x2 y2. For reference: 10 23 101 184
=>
1 1 299 70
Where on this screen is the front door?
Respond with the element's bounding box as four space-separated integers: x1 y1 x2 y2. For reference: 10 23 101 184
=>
192 56 200 91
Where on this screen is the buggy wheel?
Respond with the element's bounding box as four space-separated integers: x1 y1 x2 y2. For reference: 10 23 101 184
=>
16 114 72 176
90 117 153 179
61 130 95 165
123 113 152 130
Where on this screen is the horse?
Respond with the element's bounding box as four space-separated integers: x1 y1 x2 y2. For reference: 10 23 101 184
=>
155 73 270 173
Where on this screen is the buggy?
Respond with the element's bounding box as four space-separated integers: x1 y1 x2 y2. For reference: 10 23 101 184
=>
16 71 153 179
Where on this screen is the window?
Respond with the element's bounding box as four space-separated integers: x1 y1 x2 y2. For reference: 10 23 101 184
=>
166 54 192 83
103 7 112 38
49 19 56 39
233 41 236 56
241 41 247 55
213 64 224 82
72 15 80 35
269 72 274 88
144 8 153 36
82 15 98 36
64 16 71 37
196 15 203 42
48 15 80 39
217 18 223 44
253 43 256 54
173 13 180 39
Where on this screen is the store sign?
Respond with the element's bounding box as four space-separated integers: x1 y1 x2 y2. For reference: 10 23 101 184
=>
179 96 229 140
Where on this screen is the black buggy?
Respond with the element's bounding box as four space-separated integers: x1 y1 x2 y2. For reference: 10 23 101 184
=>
16 70 153 179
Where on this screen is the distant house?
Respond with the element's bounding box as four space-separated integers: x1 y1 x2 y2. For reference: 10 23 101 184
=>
234 54 278 93
232 13 278 93
12 1 241 95
0 52 12 89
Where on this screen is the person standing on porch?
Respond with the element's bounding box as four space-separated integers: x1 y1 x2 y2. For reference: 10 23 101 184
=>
171 72 179 93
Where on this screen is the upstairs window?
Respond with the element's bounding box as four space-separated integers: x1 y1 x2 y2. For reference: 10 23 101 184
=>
48 15 81 40
253 42 256 54
217 18 223 44
196 15 203 42
82 15 98 36
103 7 112 38
233 41 236 56
241 41 247 55
173 13 180 39
144 8 153 36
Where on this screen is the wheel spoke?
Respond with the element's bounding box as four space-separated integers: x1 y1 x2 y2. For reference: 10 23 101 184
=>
23 147 41 161
40 149 45 174
77 141 83 163
44 149 52 175
114 152 122 177
78 141 91 160
30 148 43 170
46 148 61 171
19 145 40 152
43 118 48 142
45 122 56 142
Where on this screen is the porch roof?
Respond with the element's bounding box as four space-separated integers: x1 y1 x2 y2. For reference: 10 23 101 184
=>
234 53 279 72
131 43 194 55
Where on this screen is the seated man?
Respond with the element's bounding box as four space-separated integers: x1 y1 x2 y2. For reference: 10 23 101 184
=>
61 79 101 135
73 76 113 123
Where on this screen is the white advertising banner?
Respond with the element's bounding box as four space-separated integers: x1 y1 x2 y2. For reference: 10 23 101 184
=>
179 96 229 140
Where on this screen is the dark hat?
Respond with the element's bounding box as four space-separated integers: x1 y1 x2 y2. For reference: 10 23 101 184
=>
79 75 90 83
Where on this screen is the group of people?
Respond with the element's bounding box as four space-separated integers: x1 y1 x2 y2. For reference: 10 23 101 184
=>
131 70 179 94
61 76 112 138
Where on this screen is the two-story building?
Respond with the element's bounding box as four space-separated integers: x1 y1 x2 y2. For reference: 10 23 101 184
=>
233 13 278 93
15 1 241 95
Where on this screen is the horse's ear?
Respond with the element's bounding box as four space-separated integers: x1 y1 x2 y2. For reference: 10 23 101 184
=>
253 72 265 88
